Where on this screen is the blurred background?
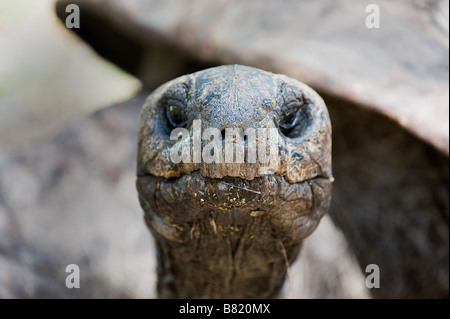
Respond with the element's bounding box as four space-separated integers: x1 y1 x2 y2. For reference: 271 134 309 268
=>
0 0 150 298
0 0 140 152
0 0 448 298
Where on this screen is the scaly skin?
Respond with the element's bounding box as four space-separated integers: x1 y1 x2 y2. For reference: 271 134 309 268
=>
136 65 332 298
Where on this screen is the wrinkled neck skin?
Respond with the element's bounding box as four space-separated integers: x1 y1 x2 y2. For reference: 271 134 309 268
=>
136 65 332 298
137 173 331 298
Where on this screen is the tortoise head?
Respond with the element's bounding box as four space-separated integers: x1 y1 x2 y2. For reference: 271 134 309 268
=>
136 65 332 298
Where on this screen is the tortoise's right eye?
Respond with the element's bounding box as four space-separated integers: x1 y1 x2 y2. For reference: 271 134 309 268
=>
165 99 187 128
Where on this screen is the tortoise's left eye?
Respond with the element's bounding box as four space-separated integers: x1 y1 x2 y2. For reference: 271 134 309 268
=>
165 99 187 128
279 107 300 132
279 99 303 135
279 100 311 139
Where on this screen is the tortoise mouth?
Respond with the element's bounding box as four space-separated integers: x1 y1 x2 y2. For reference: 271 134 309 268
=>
137 170 330 211
137 170 332 243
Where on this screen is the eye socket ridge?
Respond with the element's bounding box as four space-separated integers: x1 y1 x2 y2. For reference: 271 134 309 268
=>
165 98 188 128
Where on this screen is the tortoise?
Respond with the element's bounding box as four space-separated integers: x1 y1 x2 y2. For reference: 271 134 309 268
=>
136 64 333 298
0 0 447 298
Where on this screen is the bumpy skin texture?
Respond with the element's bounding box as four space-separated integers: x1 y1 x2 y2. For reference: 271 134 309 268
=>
136 65 332 298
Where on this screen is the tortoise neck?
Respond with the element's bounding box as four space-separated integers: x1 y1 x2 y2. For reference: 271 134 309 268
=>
151 216 300 299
